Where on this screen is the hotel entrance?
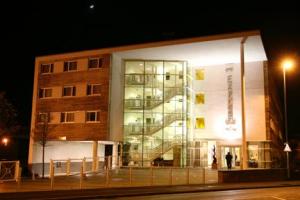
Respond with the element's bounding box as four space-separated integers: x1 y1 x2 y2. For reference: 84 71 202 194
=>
220 146 241 169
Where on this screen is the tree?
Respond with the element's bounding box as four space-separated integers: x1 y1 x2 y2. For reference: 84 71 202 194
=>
0 92 22 163
40 113 48 179
0 92 19 140
34 112 58 178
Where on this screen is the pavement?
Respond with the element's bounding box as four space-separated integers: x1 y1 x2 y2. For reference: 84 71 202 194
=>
1 179 300 199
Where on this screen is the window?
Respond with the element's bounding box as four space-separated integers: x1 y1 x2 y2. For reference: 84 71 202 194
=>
179 71 183 79
63 86 76 97
195 93 205 104
165 72 170 80
39 88 52 98
88 58 103 69
248 144 259 168
195 117 205 129
60 112 75 123
87 84 101 96
63 61 77 72
195 69 204 80
86 111 100 122
40 63 54 74
37 113 49 123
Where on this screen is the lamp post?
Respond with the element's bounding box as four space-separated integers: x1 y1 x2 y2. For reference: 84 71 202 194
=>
282 59 294 179
1 137 9 146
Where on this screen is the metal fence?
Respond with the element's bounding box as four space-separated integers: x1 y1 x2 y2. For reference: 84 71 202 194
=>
0 159 217 191
47 166 218 190
42 156 218 190
0 160 21 183
49 156 115 177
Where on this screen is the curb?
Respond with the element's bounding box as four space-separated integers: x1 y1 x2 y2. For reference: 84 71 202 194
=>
64 183 300 199
1 182 300 199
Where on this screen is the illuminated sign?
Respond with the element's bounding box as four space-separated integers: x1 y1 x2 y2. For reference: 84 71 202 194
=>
225 66 236 131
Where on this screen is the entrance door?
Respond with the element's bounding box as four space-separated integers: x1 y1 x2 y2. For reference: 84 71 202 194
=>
105 144 113 157
105 144 113 169
220 146 241 169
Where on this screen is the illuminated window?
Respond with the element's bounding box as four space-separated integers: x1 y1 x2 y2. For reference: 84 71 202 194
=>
63 61 77 72
179 71 183 79
165 72 170 80
39 88 52 98
88 58 103 69
86 111 100 122
195 69 204 80
63 86 76 97
195 93 205 104
195 117 205 129
87 84 101 95
40 63 54 74
60 112 75 123
248 144 259 168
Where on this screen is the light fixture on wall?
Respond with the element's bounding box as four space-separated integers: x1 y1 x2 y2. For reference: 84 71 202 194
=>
58 136 67 141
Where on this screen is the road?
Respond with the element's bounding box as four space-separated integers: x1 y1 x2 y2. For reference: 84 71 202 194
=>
2 181 300 199
111 186 300 200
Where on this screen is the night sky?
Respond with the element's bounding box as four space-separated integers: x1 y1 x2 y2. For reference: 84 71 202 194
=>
1 1 300 140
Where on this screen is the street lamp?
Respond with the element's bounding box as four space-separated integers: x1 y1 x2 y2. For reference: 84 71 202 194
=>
282 58 294 179
1 137 9 146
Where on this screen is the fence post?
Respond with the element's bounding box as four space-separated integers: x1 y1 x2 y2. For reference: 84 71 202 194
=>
118 155 122 167
82 157 86 173
18 167 22 186
186 168 190 185
129 167 132 186
79 165 83 189
49 159 53 177
95 157 99 171
108 156 112 170
105 167 109 187
16 167 22 191
50 166 54 190
203 167 206 184
32 169 35 181
66 159 71 176
150 167 154 186
14 161 20 181
169 168 173 185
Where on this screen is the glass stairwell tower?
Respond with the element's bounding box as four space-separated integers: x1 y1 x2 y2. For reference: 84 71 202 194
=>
123 60 188 167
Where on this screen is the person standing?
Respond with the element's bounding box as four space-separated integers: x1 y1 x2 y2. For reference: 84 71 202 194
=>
225 152 233 169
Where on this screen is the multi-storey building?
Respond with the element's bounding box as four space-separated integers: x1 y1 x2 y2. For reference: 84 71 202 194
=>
28 31 285 174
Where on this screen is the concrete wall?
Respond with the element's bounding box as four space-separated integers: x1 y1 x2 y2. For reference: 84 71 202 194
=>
32 141 93 163
191 61 266 142
32 141 108 164
109 54 124 142
218 169 286 183
245 61 266 141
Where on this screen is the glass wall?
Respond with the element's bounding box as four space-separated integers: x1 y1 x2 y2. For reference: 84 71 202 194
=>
123 60 187 167
247 141 271 168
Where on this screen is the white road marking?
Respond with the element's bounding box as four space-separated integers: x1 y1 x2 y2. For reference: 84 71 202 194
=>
270 196 286 200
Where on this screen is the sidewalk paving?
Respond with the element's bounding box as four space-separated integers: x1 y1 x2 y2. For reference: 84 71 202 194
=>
1 179 300 199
